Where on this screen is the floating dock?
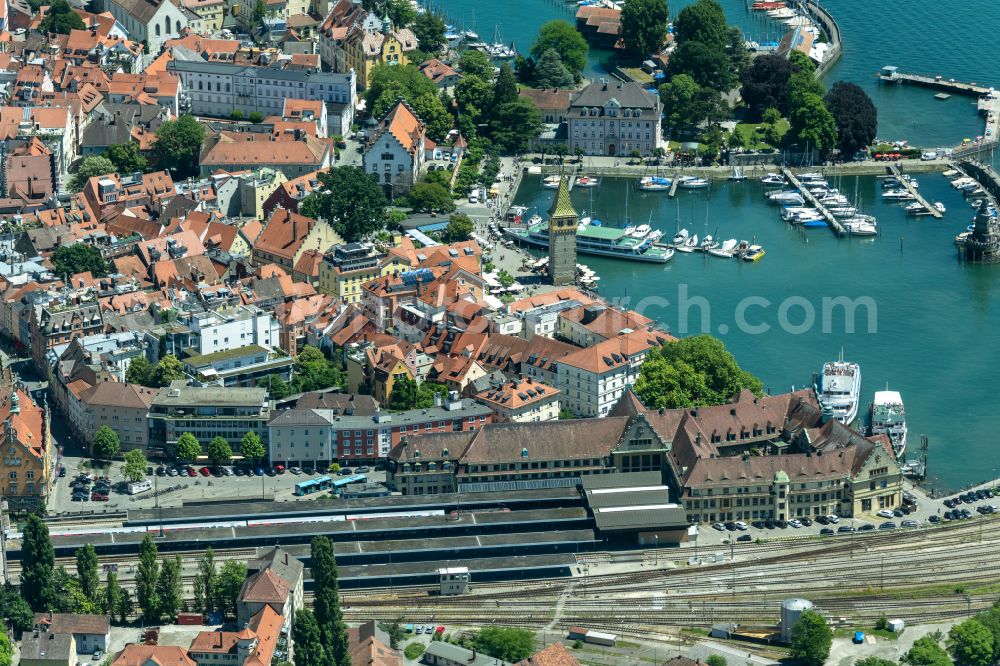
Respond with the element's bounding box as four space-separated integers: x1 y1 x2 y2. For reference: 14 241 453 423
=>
668 178 680 197
888 164 942 218
877 66 992 97
780 167 844 235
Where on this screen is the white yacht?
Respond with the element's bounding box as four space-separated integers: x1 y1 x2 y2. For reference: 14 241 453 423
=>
640 176 671 191
843 218 878 236
870 390 907 458
761 173 785 186
673 229 689 245
678 177 710 189
677 234 698 252
709 238 738 257
630 224 652 238
817 355 862 425
700 235 718 251
883 189 915 201
768 191 805 205
542 175 561 189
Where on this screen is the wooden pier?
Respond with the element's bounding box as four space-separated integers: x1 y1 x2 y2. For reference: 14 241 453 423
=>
877 67 992 97
888 164 942 218
668 177 680 197
780 167 844 235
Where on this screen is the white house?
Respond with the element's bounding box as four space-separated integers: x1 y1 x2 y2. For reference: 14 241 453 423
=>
105 0 190 56
567 79 662 157
362 99 426 200
185 305 280 356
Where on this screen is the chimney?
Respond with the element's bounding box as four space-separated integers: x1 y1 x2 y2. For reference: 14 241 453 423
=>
292 215 298 240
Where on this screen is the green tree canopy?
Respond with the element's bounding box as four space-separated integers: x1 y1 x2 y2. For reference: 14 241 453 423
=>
388 374 420 411
740 54 796 117
948 620 994 666
258 374 292 400
105 142 149 174
494 62 519 107
75 544 99 601
1 591 35 633
706 656 727 666
474 627 536 662
905 636 954 666
155 556 182 622
299 167 388 242
240 431 267 462
619 0 669 63
40 0 84 34
407 182 455 213
411 12 446 53
667 39 734 90
660 73 702 128
489 97 543 154
634 334 763 409
411 92 453 142
824 81 877 158
533 48 574 89
458 49 494 80
207 436 233 467
150 354 186 387
293 609 328 666
455 74 495 125
789 50 816 74
789 92 838 157
0 625 10 666
675 0 728 52
93 425 121 460
136 535 160 623
531 20 588 79
175 432 202 462
365 64 439 119
441 213 473 243
123 449 148 483
69 155 115 192
290 345 345 394
789 610 832 666
311 536 349 666
52 243 109 278
856 659 897 666
214 560 247 619
788 70 825 107
126 356 152 386
153 115 205 179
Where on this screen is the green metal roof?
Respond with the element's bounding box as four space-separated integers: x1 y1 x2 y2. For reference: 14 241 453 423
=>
578 225 626 240
547 176 577 219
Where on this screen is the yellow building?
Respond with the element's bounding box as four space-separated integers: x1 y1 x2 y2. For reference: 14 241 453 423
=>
344 21 419 89
240 169 288 221
0 373 53 512
318 244 408 304
183 0 225 31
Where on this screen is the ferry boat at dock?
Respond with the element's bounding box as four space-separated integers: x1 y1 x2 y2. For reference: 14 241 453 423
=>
505 220 674 263
817 355 862 425
869 390 907 458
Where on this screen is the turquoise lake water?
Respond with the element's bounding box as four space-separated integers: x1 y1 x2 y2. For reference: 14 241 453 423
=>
434 0 1000 489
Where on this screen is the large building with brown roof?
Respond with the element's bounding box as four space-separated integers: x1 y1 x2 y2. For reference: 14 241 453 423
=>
189 606 284 666
77 381 158 453
362 99 426 200
111 645 196 666
200 130 334 180
251 207 343 272
474 376 560 423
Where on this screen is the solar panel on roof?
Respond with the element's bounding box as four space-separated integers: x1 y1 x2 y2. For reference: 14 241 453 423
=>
400 268 434 285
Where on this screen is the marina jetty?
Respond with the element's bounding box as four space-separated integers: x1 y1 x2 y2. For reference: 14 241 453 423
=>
952 160 1000 262
889 164 942 218
780 167 844 235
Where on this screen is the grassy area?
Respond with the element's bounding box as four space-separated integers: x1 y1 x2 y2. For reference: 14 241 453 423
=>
733 119 790 150
620 67 655 84
403 642 426 660
833 627 899 641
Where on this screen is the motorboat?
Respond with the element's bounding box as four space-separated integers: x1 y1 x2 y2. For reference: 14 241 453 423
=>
870 390 907 458
760 173 785 186
672 229 689 245
904 202 924 215
528 214 542 225
828 207 859 218
797 172 826 182
883 189 915 201
575 176 600 188
640 176 671 191
700 235 718 251
934 202 946 213
741 244 765 261
781 206 816 221
676 234 698 252
843 218 878 236
768 191 805 205
709 238 738 257
542 175 561 189
678 176 710 189
630 224 652 238
801 219 828 228
817 354 861 425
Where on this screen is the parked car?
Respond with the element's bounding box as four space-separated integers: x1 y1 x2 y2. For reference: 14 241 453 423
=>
827 514 840 523
788 519 802 528
734 521 748 531
156 466 166 476
858 523 875 532
93 650 103 661
424 625 434 635
199 467 211 477
254 467 265 476
711 522 725 531
724 521 737 531
234 467 245 476
223 467 234 476
901 519 919 527
820 528 835 536
837 525 855 533
801 518 813 527
338 468 353 476
877 509 895 519
290 467 302 475
815 515 829 525
303 467 315 475
357 466 370 473
187 468 198 477
167 468 179 477
736 534 753 542
879 521 897 530
928 514 941 523
58 467 66 478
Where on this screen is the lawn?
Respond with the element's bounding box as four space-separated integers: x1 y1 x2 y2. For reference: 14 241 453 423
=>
733 119 790 150
620 67 655 84
403 642 426 660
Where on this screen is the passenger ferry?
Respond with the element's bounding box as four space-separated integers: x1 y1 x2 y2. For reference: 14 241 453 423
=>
505 220 674 263
870 390 907 458
817 355 862 425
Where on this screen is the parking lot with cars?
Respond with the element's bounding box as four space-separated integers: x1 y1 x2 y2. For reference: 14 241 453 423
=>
51 455 387 513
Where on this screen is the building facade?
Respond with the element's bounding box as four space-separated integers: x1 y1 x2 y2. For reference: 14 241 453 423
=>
362 99 425 200
567 80 662 157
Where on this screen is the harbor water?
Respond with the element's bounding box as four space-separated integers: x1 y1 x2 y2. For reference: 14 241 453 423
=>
513 174 997 490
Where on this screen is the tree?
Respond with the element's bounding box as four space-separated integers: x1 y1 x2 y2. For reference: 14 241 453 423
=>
411 93 453 142
740 54 796 117
706 657 727 666
857 659 897 666
258 374 292 399
533 48 574 89
364 64 439 119
788 70 825 107
497 269 515 288
105 142 149 174
660 73 702 128
789 93 838 157
388 375 419 410
489 97 543 154
155 556 182 622
74 544 99 604
948 620 994 666
441 213 473 243
52 243 110 278
789 610 832 666
102 572 126 623
194 548 217 614
406 182 455 213
214 561 247 619
311 537 349 666
293 610 328 666
789 50 816 74
619 0 669 63
175 432 202 463
634 334 763 409
52 566 98 614
531 20 588 80
69 155 116 192
126 356 152 386
675 0 728 52
494 63 519 108
0 626 10 666
150 354 186 387
411 12 446 54
240 431 267 462
825 81 877 158
290 345 346 394
474 627 536 662
39 0 84 34
21 515 55 612
905 636 953 666
383 0 415 28
136 535 160 624
299 167 388 242
207 436 233 467
455 74 495 126
153 115 205 179
458 49 494 80
123 449 147 483
93 426 121 460
726 26 751 78
667 40 734 91
762 107 782 125
2 592 35 633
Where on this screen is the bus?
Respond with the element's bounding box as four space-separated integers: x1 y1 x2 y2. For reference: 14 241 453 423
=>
293 475 333 496
331 474 367 494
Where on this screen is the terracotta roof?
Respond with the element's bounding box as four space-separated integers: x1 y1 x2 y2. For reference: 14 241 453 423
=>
374 99 424 155
476 377 559 410
33 613 110 637
558 329 670 373
112 645 195 666
518 88 572 111
79 382 157 409
254 207 319 261
515 643 581 666
201 131 330 167
507 288 596 314
238 568 290 604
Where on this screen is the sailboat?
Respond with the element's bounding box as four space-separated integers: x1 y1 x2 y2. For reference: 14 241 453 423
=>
729 166 746 181
677 234 698 252
709 238 738 257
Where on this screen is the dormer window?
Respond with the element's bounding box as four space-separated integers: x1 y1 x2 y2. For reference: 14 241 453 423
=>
635 109 642 117
623 109 631 118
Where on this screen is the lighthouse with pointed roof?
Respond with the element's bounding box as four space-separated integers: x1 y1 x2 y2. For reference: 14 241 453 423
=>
547 176 578 286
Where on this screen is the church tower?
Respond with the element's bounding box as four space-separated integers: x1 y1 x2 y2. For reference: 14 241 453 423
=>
547 176 578 286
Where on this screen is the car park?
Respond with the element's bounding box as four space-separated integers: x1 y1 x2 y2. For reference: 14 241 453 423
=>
879 521 897 530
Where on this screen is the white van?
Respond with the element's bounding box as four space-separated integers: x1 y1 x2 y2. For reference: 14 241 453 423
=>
128 479 152 495
469 189 479 204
